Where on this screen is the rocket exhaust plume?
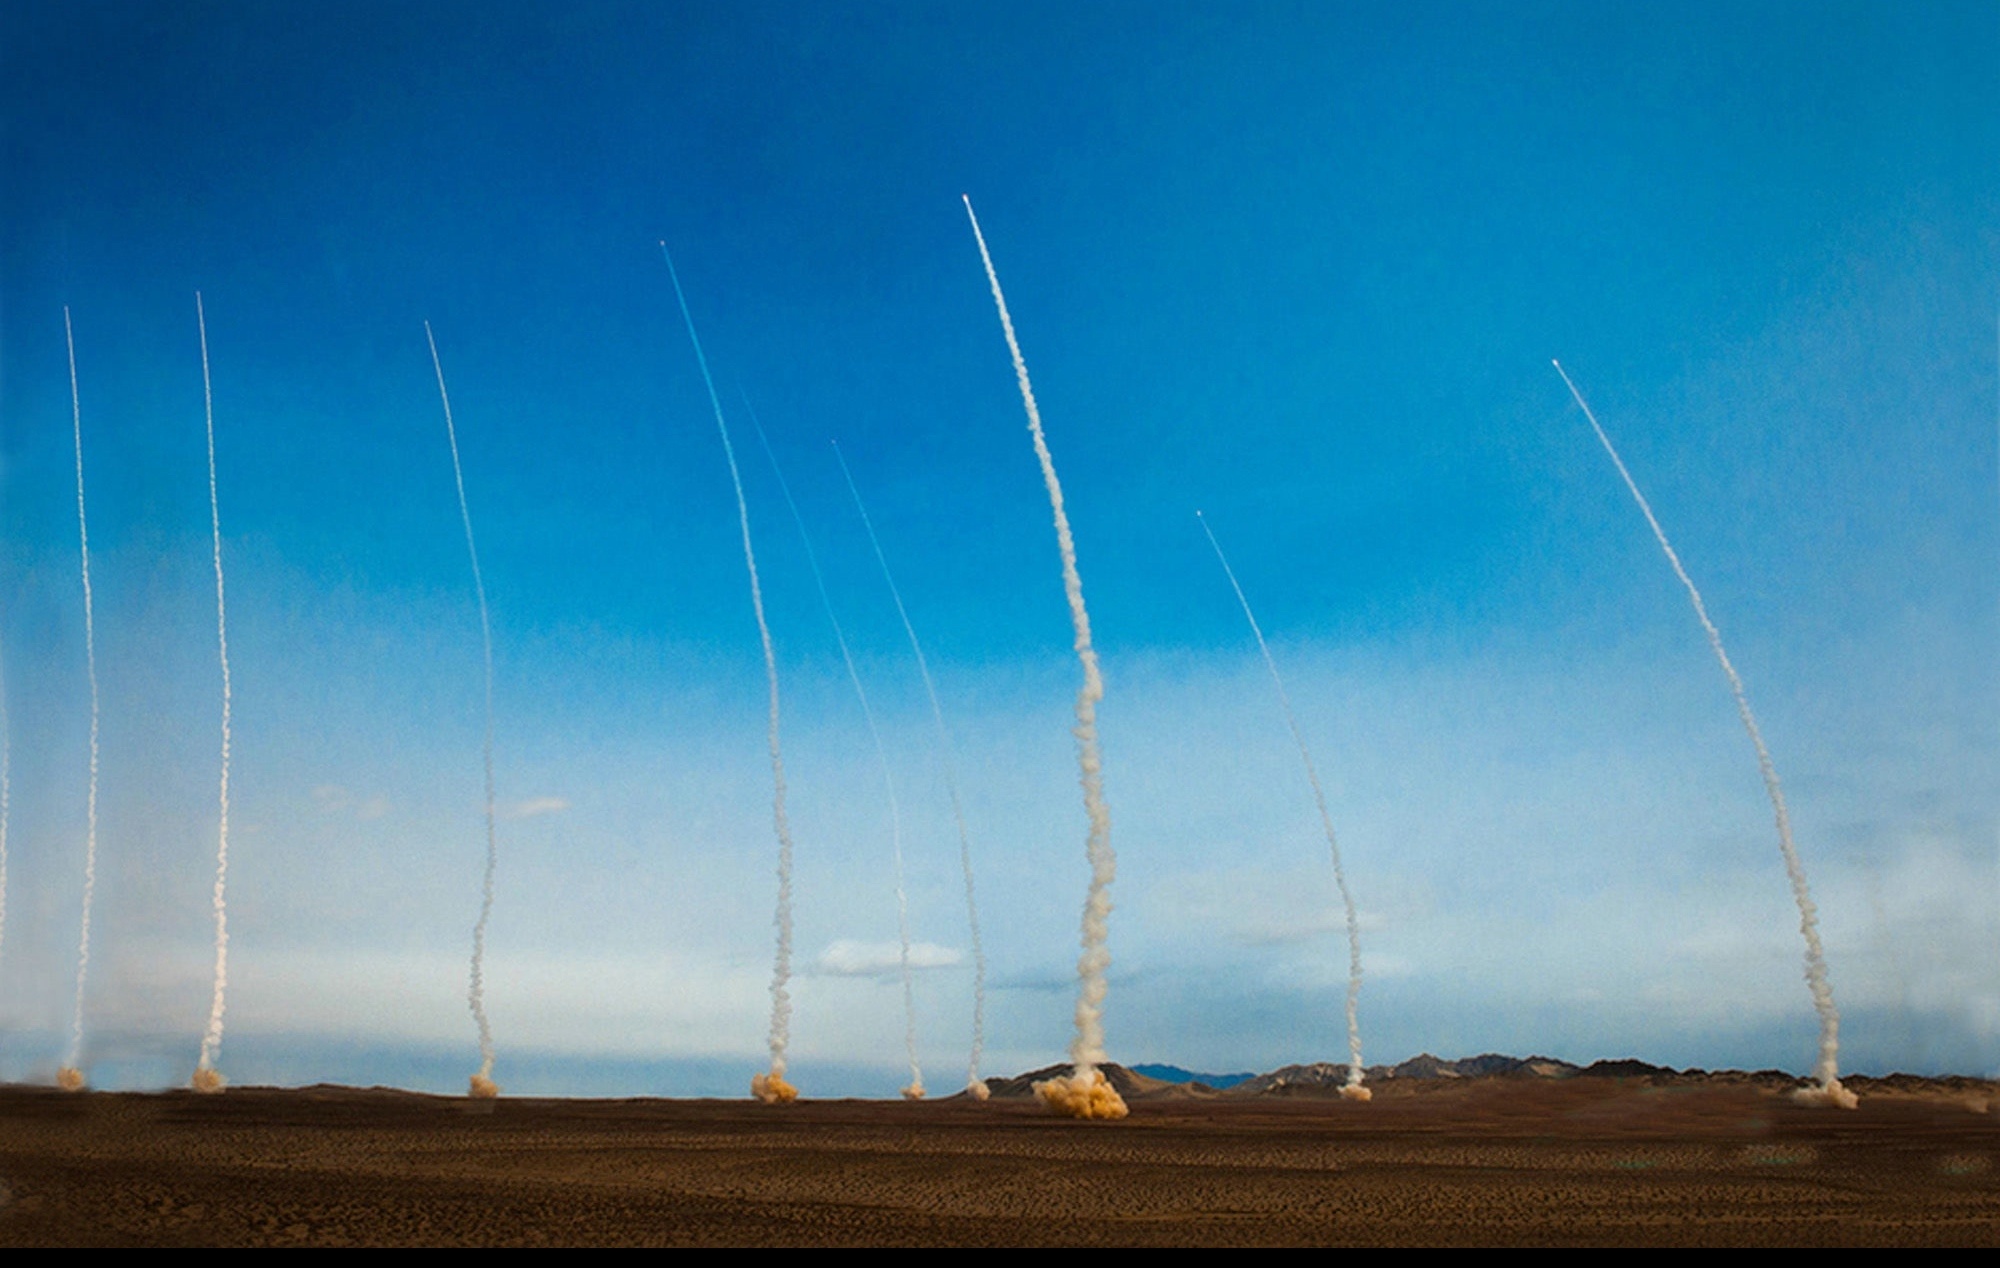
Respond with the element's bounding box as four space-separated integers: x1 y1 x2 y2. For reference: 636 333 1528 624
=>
659 243 800 1103
1197 511 1370 1101
962 196 1124 1120
1553 360 1854 1110
425 323 502 1100
193 294 235 1093
747 408 923 1100
0 628 9 992
61 308 99 1092
833 440 989 1098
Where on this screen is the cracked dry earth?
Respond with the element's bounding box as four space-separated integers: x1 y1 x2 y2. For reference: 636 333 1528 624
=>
0 1079 1995 1245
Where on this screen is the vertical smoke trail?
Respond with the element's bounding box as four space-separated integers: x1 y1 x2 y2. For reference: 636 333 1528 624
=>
746 409 923 1100
1553 359 1854 1109
0 637 9 990
962 196 1124 1120
425 322 502 1100
1196 512 1370 1101
193 294 234 1093
832 441 989 1098
658 243 799 1104
60 308 98 1091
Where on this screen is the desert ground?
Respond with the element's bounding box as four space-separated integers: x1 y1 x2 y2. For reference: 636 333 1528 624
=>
1 1067 1996 1246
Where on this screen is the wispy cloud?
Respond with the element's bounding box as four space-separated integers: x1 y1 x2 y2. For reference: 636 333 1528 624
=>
312 785 390 821
504 796 571 821
812 940 962 978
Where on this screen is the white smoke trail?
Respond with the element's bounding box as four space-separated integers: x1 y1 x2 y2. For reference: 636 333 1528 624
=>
1553 359 1853 1109
0 634 9 991
62 307 99 1090
193 293 234 1093
961 196 1122 1119
1196 511 1369 1101
425 322 501 1100
746 407 923 1100
658 243 799 1104
832 440 989 1098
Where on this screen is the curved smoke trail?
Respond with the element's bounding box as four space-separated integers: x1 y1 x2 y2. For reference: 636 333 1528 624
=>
962 196 1123 1120
1553 360 1853 1109
659 244 799 1104
61 308 99 1091
1197 513 1369 1099
832 440 989 1098
747 408 924 1099
193 294 234 1093
425 323 501 1100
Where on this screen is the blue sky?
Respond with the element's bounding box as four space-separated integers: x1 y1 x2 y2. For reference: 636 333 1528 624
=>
0 1 1996 1094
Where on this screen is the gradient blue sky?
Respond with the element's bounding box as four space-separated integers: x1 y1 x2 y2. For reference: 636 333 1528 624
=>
1 1 1996 1095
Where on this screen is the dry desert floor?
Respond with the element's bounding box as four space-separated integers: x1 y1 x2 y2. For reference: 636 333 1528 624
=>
1 1076 1997 1245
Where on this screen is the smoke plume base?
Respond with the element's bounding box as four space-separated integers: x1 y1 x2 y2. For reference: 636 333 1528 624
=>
468 1074 499 1099
901 1082 926 1101
1034 1067 1129 1120
1793 1079 1858 1110
752 1070 799 1104
57 1067 85 1092
191 1067 225 1094
967 1079 991 1102
1339 1083 1373 1102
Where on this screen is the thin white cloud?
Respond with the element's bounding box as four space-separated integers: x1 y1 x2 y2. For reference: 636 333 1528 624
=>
312 785 391 820
812 939 962 978
504 796 571 821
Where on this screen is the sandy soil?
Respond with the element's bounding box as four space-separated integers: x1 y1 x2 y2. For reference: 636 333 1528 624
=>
1 1077 1996 1245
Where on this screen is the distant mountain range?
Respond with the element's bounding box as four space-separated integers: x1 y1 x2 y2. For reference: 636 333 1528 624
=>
1128 1063 1258 1089
974 1055 1996 1100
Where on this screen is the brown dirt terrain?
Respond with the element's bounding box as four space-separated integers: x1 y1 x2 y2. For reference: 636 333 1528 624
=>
1 1076 1996 1245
